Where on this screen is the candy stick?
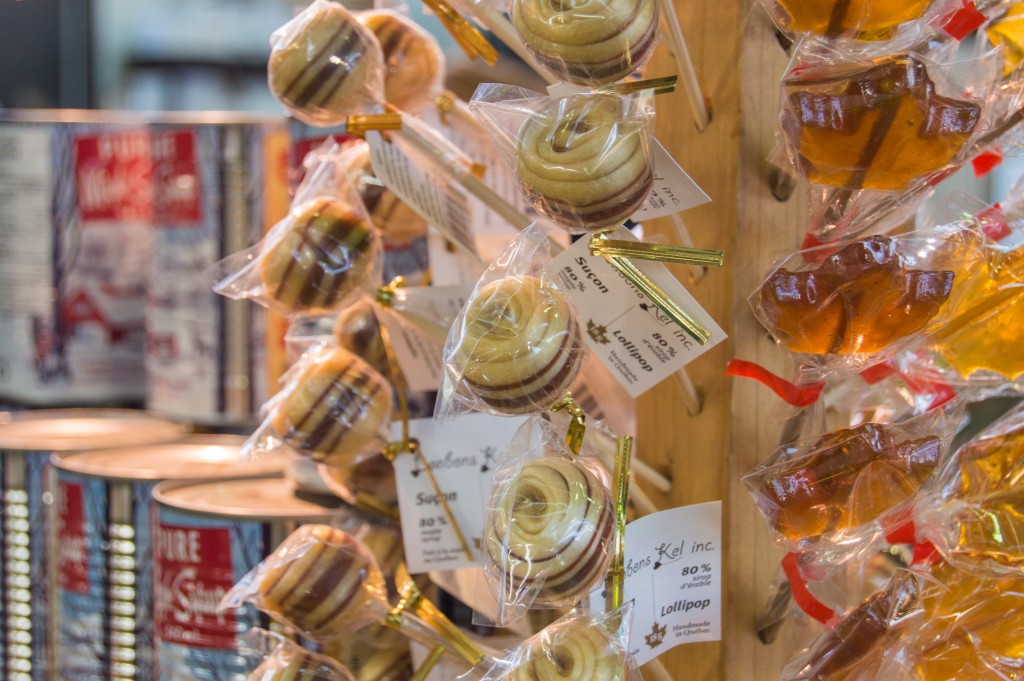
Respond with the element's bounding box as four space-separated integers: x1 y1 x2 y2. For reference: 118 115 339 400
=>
656 0 710 131
675 368 703 416
628 480 662 517
644 659 677 681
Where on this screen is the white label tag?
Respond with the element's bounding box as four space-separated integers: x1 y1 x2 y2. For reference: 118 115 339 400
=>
393 415 528 573
366 130 479 258
377 310 443 394
426 230 485 286
594 501 723 665
631 139 711 221
551 227 727 398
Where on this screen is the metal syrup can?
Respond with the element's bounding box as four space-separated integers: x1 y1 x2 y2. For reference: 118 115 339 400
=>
0 408 188 681
151 476 340 681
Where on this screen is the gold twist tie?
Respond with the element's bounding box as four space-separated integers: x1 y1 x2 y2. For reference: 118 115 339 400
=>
420 0 498 65
353 491 401 523
346 113 403 134
590 233 712 344
378 284 473 562
409 646 446 681
597 75 678 97
387 563 485 666
590 239 724 268
604 435 632 622
550 393 586 456
376 275 406 308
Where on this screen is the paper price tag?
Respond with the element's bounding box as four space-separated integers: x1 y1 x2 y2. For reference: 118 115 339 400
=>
551 227 727 398
377 310 444 394
631 139 711 222
593 501 722 665
393 415 527 573
366 130 479 258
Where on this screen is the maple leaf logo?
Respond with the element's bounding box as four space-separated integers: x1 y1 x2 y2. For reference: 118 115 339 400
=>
587 319 610 345
645 621 667 649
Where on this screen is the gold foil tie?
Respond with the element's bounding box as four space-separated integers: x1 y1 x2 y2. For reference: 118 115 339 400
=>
376 276 406 308
590 239 725 267
605 435 633 619
550 393 587 455
354 491 401 523
409 646 446 681
392 564 486 666
346 113 403 133
598 76 678 97
421 0 498 65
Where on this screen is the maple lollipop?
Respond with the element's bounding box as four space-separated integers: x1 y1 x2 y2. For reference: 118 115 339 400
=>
357 10 444 113
744 420 945 548
986 4 1024 77
918 401 1024 577
751 225 987 373
249 636 357 681
766 0 934 38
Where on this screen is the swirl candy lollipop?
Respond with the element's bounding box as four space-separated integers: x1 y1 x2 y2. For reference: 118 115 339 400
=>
222 525 486 666
448 275 586 416
357 10 445 113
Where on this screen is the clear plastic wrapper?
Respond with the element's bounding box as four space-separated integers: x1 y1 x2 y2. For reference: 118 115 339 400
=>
482 417 615 625
248 632 357 681
319 452 400 521
778 38 1010 245
744 400 963 559
267 0 385 126
917 400 1024 578
246 343 393 467
333 296 392 379
508 0 659 86
749 223 987 376
480 607 641 681
437 225 586 419
896 560 1024 680
985 4 1024 78
470 85 655 234
356 9 445 113
213 138 383 317
781 571 921 681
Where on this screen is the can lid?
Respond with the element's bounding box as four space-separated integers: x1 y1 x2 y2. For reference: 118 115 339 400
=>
0 409 190 451
153 476 342 520
50 435 280 481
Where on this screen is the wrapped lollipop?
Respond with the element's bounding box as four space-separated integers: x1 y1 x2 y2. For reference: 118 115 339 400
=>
437 225 586 420
759 0 983 41
357 10 445 113
986 4 1024 77
249 634 357 681
750 223 987 376
777 41 1007 245
480 608 640 681
221 525 486 667
895 561 1024 680
212 135 382 317
265 1 534 241
780 571 921 681
471 85 655 234
743 399 962 560
917 400 1024 577
247 344 393 467
482 416 614 624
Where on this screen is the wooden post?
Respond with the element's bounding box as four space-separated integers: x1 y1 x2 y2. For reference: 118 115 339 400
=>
635 0 810 677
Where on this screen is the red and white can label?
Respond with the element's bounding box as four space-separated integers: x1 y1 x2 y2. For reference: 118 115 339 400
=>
57 480 90 594
151 130 202 226
153 523 236 649
73 131 153 223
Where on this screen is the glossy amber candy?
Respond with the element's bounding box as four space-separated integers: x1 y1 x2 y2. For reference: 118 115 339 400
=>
986 5 1024 77
791 573 919 680
911 563 1024 680
946 488 1024 572
757 236 954 355
774 0 932 37
756 423 941 540
932 248 1024 381
782 56 981 191
948 423 1024 496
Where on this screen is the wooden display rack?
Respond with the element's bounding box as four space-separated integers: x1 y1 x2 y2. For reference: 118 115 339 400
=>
635 1 809 678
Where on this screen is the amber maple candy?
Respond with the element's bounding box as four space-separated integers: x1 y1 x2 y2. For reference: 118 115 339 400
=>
753 423 941 541
774 0 932 37
756 236 954 355
782 56 980 191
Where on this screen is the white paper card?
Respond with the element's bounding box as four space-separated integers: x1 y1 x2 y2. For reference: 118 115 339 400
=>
393 415 527 573
597 501 723 665
378 285 470 393
631 139 711 221
551 227 727 398
366 129 479 258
